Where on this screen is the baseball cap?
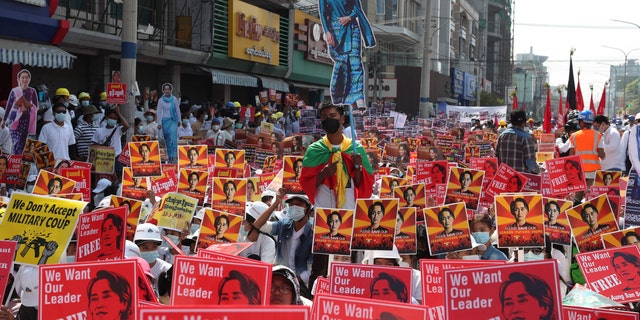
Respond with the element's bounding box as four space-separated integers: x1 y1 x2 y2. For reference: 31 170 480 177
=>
285 194 312 208
93 178 112 193
17 265 39 307
125 240 141 258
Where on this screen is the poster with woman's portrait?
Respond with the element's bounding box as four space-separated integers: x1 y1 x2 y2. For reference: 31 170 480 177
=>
178 145 208 170
380 175 408 197
545 155 587 195
262 155 277 173
393 183 426 220
468 157 498 180
602 226 640 249
395 207 417 254
484 163 529 198
32 171 76 196
34 150 54 170
215 149 245 178
444 260 562 320
111 196 143 242
198 208 243 249
122 167 150 201
328 263 413 304
129 141 162 177
282 135 304 155
75 207 127 262
313 207 353 256
211 178 247 216
21 139 43 163
39 260 139 320
542 197 572 246
351 198 398 251
444 167 483 210
7 69 38 156
567 194 619 252
594 170 622 187
283 156 304 194
171 255 271 306
424 202 471 255
495 194 545 248
178 169 208 206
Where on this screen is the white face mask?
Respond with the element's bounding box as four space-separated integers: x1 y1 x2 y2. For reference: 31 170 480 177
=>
461 255 481 260
212 125 220 131
524 252 545 261
288 205 306 221
166 234 180 246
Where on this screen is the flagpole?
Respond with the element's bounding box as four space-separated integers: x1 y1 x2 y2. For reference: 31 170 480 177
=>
349 104 357 155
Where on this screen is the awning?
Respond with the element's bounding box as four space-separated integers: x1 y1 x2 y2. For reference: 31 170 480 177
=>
204 68 258 88
256 75 290 92
0 38 76 69
288 81 329 92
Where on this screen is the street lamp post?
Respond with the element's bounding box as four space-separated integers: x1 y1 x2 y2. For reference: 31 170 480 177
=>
602 45 640 111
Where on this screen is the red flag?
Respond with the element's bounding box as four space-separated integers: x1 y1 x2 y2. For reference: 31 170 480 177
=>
558 92 564 126
589 90 595 113
544 87 552 133
512 94 519 110
576 79 584 111
597 85 607 115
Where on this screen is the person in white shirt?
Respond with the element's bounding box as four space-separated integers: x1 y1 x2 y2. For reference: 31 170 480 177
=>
594 115 625 171
91 106 129 157
206 118 231 146
38 102 76 160
143 109 159 140
177 115 193 139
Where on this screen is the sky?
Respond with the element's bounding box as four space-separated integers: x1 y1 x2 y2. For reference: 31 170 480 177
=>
512 0 640 107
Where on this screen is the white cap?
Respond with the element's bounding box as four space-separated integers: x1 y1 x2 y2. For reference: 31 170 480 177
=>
96 196 112 209
27 175 37 183
245 202 269 223
93 178 112 193
124 240 141 258
261 189 276 199
68 94 79 107
361 246 402 265
194 208 206 221
636 112 640 120
17 265 39 307
134 223 162 245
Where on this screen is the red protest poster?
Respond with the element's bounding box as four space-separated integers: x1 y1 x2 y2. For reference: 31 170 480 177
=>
60 167 91 202
567 194 619 252
313 207 353 256
198 208 243 249
177 168 208 206
444 260 562 320
39 260 138 320
117 144 131 167
315 277 331 295
545 155 587 195
394 183 426 214
282 156 304 194
121 167 149 200
312 293 427 319
468 157 498 180
204 243 253 256
215 148 245 171
129 141 162 177
211 177 247 216
178 145 208 170
602 226 640 249
521 172 542 193
76 207 127 262
562 306 639 320
594 170 622 187
445 167 483 210
542 197 572 246
424 202 472 255
328 263 413 303
107 82 127 104
395 207 417 254
139 305 310 319
485 163 529 198
495 194 545 248
380 175 408 197
247 176 261 202
351 198 398 251
3 154 24 186
198 248 250 262
171 255 271 306
0 240 17 300
149 168 178 198
415 160 448 191
576 246 640 303
420 260 505 319
32 170 76 196
111 196 143 242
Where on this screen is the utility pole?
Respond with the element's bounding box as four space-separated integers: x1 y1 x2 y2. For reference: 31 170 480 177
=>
121 0 137 139
418 0 432 116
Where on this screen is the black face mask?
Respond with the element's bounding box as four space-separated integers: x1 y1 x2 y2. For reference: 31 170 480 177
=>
322 118 341 134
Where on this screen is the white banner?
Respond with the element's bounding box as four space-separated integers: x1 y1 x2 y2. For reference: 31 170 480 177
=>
445 105 508 124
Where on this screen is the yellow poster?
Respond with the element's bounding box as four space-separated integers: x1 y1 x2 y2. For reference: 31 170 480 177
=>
152 192 197 232
0 193 86 265
88 145 115 174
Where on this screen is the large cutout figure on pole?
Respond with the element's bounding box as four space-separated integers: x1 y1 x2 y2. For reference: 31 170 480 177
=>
319 0 376 108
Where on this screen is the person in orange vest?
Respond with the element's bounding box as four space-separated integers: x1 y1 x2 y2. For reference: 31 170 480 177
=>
569 110 605 204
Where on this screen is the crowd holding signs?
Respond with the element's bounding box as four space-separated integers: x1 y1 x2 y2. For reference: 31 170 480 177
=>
2 100 640 320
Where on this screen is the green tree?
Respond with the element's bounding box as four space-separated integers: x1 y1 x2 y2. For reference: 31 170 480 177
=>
480 91 504 106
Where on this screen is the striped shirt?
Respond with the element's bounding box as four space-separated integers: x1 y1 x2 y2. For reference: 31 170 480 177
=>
74 119 97 161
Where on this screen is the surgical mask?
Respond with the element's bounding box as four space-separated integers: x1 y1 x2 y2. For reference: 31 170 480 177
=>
140 250 159 264
471 232 490 245
237 227 249 243
100 101 107 107
166 235 180 245
55 113 66 122
138 125 144 132
81 101 90 107
322 118 341 134
461 255 481 260
524 252 545 261
288 205 306 221
146 116 154 122
182 119 190 125
212 125 220 131
106 119 118 127
204 115 209 120
181 245 191 255
66 255 76 263
63 101 69 108
190 223 201 235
